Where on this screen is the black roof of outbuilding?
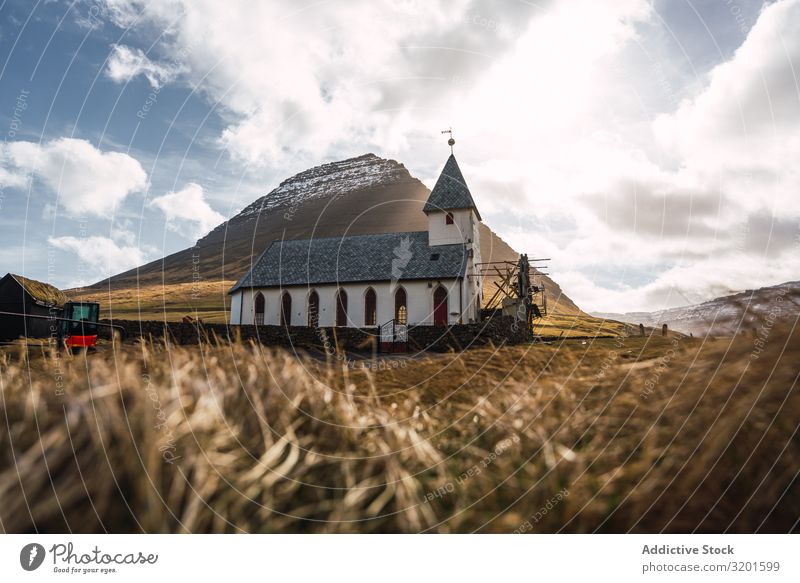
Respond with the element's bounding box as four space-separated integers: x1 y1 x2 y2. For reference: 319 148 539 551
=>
230 231 467 292
422 154 481 220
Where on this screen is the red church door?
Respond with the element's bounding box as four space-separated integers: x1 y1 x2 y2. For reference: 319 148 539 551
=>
433 286 448 326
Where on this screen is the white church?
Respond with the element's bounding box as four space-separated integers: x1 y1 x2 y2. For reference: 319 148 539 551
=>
228 148 483 329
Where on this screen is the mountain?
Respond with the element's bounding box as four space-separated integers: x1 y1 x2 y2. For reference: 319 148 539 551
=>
80 153 582 319
592 281 800 336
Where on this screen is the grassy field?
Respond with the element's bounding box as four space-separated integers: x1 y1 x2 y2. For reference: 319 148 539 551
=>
533 311 635 338
1 324 797 533
69 280 236 323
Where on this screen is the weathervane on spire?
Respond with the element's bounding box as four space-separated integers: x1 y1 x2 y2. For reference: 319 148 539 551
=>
441 127 455 154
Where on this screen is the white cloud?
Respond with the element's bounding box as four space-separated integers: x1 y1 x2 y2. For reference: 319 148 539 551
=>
97 0 182 29
149 182 225 239
0 164 28 190
463 0 800 310
96 0 488 167
47 234 150 285
105 44 183 89
1 138 147 217
653 0 800 217
93 0 656 187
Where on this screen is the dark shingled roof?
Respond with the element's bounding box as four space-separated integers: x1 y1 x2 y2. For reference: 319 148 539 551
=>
230 231 467 291
422 154 481 220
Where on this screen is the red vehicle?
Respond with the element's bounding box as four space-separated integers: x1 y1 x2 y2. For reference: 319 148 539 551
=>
58 301 100 351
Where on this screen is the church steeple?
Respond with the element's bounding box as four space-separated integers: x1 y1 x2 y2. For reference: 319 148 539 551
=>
423 133 483 321
423 152 482 221
424 136 482 252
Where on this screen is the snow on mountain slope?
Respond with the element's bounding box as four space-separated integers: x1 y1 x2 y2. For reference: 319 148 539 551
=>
235 154 412 218
593 281 800 336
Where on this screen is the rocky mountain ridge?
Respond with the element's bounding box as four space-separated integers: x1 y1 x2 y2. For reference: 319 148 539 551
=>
233 154 412 220
593 281 800 336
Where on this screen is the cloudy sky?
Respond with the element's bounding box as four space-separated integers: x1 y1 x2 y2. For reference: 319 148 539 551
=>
0 0 798 312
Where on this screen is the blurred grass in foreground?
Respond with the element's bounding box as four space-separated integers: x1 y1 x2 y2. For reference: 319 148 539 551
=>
1 326 797 533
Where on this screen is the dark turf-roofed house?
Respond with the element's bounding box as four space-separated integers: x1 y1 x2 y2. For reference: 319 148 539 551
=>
0 273 68 341
229 151 483 328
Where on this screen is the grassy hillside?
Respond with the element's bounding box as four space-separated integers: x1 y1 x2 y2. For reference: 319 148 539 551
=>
70 280 235 322
2 324 796 533
533 312 637 338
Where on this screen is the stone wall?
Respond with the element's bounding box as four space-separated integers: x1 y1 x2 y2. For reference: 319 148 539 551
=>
407 315 530 352
99 314 530 353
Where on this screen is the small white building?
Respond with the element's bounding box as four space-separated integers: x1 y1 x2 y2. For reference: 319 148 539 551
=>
228 151 483 328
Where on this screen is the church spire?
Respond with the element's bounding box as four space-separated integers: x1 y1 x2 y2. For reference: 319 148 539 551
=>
423 144 482 221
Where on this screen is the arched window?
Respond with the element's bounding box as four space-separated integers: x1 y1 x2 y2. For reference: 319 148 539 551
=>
307 290 319 327
433 286 448 326
280 291 292 326
364 287 377 326
394 286 407 325
336 289 348 327
254 292 265 325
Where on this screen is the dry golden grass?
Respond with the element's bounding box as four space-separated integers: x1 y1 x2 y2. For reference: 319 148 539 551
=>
533 312 635 338
68 280 236 323
0 326 797 533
